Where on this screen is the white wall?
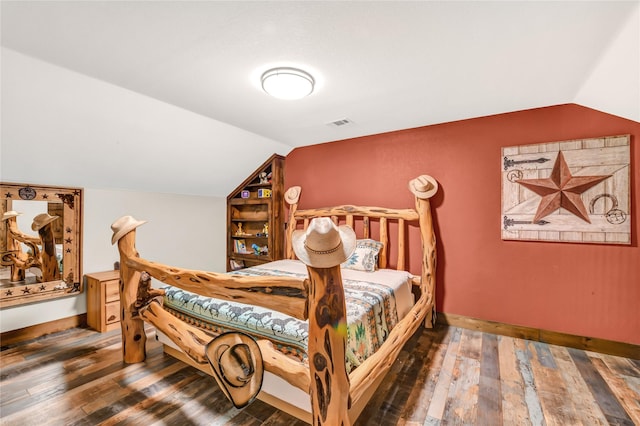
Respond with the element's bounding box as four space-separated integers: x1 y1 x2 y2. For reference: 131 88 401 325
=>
0 47 292 197
0 48 257 332
574 2 640 122
0 188 226 332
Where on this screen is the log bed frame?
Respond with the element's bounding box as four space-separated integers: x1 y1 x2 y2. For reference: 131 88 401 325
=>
113 174 438 425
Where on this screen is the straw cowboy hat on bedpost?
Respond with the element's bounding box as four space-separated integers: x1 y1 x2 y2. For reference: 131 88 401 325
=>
204 332 264 408
408 174 438 199
110 215 147 245
292 217 356 268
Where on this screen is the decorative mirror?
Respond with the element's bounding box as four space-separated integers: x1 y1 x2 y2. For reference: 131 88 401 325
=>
0 182 83 308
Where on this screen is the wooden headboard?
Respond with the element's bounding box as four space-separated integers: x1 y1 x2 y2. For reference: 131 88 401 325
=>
284 189 421 271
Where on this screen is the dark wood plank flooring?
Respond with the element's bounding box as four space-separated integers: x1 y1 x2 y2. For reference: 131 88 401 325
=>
1 325 638 425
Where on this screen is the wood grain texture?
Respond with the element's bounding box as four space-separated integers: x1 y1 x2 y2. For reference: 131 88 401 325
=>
305 265 350 426
0 182 83 308
501 135 631 244
110 175 439 423
2 324 638 425
125 255 310 320
438 312 640 359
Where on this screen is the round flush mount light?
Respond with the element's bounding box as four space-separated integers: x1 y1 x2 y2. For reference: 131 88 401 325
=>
261 67 315 100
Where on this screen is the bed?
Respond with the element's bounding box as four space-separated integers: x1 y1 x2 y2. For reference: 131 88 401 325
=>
111 174 438 425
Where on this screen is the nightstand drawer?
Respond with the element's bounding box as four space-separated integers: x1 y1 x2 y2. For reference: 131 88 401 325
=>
104 280 120 303
85 270 121 333
105 301 120 324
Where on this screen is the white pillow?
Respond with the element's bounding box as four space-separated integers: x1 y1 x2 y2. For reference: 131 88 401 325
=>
342 239 384 272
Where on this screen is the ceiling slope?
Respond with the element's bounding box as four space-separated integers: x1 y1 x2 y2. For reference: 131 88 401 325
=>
1 2 638 197
2 1 638 147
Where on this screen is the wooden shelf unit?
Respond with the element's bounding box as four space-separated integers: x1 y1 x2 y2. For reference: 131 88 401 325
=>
226 154 284 271
85 270 121 333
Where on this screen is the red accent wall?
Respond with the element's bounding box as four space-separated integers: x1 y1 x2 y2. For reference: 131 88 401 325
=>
284 104 639 345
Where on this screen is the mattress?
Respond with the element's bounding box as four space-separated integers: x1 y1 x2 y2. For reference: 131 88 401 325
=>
162 259 414 372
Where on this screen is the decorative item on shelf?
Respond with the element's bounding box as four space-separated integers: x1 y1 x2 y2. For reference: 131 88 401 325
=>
241 190 250 199
235 222 245 236
257 188 272 198
251 244 269 256
259 172 269 184
229 259 245 270
262 223 269 237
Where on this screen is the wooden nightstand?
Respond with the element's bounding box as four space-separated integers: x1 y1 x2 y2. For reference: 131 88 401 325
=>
85 270 121 332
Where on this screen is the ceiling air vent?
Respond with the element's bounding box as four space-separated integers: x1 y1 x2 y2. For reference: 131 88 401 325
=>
326 118 353 127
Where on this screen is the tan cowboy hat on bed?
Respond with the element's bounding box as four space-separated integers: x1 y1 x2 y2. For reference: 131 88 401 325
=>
292 217 356 268
110 215 147 245
205 332 264 408
31 213 59 231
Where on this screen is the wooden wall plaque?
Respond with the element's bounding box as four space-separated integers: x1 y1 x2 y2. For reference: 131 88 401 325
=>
501 135 631 244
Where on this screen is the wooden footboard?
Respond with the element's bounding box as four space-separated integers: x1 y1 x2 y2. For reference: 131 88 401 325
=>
111 174 438 425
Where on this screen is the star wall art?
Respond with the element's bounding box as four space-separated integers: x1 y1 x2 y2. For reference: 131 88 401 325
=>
501 135 630 244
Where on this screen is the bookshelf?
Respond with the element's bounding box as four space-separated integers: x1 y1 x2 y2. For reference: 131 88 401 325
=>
226 154 285 271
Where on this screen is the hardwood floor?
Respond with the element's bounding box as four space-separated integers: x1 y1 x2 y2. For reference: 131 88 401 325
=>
1 324 638 425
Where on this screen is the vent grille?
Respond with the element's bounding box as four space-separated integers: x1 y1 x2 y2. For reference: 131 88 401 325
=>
326 118 353 127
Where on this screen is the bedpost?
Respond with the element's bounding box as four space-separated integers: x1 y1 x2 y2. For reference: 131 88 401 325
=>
408 175 438 328
305 265 351 426
284 186 302 260
293 218 352 426
111 216 148 363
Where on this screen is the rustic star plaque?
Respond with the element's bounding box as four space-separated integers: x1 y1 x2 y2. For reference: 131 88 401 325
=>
501 135 630 244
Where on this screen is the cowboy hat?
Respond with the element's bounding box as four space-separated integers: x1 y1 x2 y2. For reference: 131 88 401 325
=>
284 186 302 205
2 211 22 221
31 213 59 231
110 215 147 245
408 175 438 199
205 332 263 409
292 217 356 268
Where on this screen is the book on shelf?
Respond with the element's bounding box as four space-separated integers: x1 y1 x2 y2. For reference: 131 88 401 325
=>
234 239 248 254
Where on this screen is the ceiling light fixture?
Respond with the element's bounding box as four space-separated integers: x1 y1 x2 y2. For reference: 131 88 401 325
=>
261 67 315 100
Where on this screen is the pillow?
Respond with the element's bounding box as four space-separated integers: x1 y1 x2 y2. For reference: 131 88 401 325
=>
342 239 384 272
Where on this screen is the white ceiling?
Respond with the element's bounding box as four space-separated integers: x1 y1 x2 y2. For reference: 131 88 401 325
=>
1 1 638 197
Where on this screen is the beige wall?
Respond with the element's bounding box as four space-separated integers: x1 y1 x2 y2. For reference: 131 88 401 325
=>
0 48 239 332
0 188 226 333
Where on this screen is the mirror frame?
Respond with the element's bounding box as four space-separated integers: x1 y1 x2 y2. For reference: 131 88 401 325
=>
0 182 83 308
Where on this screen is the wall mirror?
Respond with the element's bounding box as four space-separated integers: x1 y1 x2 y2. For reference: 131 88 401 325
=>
0 182 83 308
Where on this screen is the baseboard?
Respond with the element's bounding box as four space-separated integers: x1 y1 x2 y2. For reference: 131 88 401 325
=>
0 314 87 347
436 312 640 360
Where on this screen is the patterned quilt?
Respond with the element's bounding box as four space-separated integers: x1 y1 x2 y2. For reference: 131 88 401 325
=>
162 260 407 372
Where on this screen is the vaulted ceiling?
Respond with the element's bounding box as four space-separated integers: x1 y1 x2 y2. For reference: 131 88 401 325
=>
1 1 638 196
